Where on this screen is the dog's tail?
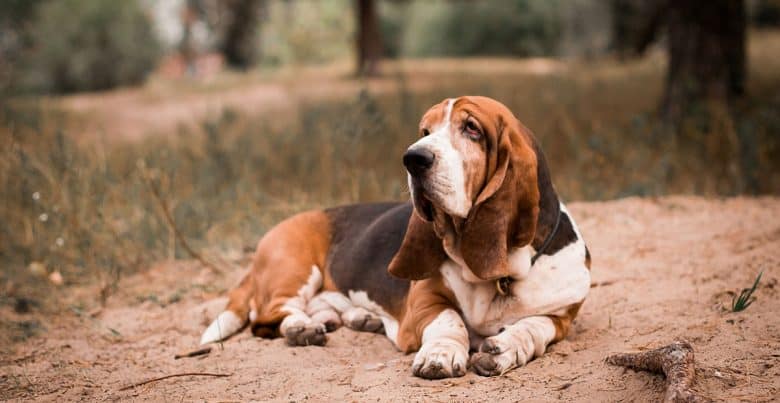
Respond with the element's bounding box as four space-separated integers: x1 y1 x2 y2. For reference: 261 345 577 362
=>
200 274 255 345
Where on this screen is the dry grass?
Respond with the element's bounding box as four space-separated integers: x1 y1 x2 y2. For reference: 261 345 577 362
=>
1 31 779 313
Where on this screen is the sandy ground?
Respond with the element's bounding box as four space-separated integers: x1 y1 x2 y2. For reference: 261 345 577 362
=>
1 196 779 402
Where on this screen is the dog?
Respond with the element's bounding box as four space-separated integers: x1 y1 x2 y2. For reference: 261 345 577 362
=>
199 96 591 379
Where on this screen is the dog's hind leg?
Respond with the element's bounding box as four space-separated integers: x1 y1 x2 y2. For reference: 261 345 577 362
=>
200 261 327 346
200 274 254 345
202 210 332 346
274 265 329 346
306 292 344 332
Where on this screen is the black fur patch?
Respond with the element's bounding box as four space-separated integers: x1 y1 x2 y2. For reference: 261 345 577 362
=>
325 202 413 315
529 135 579 257
541 211 579 256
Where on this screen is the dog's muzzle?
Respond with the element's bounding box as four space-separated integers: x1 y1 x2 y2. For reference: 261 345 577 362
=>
404 148 436 222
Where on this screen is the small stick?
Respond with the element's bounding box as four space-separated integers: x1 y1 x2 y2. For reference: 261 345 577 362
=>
606 340 710 403
118 372 231 391
140 167 222 274
174 346 212 359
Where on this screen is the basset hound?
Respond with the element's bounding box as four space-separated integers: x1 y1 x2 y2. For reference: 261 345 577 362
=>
200 96 591 379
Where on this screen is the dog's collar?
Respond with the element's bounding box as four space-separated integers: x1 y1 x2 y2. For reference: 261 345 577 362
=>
495 208 562 296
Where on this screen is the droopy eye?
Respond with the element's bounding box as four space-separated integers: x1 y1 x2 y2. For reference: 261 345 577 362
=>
421 128 430 137
463 118 481 140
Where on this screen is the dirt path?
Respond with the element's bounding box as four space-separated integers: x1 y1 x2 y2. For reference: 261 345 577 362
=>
53 58 565 142
1 196 779 401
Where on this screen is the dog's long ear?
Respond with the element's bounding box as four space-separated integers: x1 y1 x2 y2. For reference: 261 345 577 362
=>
459 117 540 281
388 211 447 280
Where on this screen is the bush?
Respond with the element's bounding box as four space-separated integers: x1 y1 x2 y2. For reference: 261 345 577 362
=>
259 0 353 66
19 0 160 93
402 0 563 58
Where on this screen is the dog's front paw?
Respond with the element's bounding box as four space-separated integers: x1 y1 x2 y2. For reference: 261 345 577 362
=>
469 337 519 377
412 339 468 379
284 323 327 346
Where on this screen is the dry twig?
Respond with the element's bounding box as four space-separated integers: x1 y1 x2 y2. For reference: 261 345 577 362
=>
139 166 222 274
118 372 231 391
606 340 710 403
174 346 212 359
590 280 617 288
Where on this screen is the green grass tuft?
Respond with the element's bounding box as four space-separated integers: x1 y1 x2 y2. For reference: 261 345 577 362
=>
731 271 763 312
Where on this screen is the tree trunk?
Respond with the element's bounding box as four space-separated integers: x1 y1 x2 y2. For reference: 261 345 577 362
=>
221 0 263 69
355 0 382 76
180 1 199 76
663 0 746 122
610 0 667 58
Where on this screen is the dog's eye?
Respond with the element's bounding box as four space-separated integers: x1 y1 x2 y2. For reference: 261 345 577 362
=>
421 128 430 137
463 119 481 140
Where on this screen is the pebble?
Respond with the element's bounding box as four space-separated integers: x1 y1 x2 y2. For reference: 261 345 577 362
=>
28 262 47 277
49 271 64 286
363 363 386 371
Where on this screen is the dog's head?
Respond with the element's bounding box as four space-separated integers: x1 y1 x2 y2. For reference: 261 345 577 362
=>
389 96 541 281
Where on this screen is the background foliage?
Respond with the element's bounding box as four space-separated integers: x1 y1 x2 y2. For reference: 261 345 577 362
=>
9 0 160 93
4 0 779 93
397 0 563 58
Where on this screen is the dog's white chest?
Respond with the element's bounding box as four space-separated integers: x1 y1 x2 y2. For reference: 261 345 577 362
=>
440 239 591 336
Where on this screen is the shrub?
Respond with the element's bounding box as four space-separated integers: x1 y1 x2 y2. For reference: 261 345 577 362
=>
19 0 160 93
259 0 353 66
402 0 563 58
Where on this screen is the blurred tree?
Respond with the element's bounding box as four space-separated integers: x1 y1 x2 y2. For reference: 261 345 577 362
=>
663 0 746 122
221 0 266 69
355 0 383 76
609 0 665 58
254 0 354 66
379 1 406 59
20 0 161 93
401 1 562 58
558 0 611 59
610 0 746 122
0 0 46 93
180 0 204 76
752 0 780 26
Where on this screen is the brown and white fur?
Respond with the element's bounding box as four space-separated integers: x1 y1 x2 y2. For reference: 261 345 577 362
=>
200 96 591 379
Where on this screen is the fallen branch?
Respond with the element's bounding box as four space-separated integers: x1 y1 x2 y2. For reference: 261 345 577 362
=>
174 346 212 359
139 165 222 275
118 372 231 391
606 340 709 403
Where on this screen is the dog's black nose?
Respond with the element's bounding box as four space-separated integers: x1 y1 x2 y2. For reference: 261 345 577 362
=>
403 148 435 176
